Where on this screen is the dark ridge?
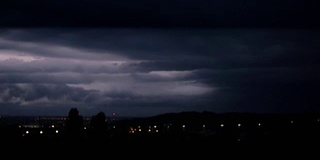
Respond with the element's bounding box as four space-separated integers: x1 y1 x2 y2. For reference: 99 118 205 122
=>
1 111 320 156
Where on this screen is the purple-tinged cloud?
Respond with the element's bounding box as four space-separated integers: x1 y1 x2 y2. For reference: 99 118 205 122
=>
0 28 319 117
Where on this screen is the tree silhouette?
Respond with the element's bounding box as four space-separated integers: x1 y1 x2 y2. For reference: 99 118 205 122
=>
65 108 84 139
89 111 107 140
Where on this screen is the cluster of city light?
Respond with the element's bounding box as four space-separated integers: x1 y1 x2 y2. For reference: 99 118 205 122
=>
17 117 320 137
21 125 41 128
129 127 136 133
127 122 267 133
40 117 66 120
129 125 159 134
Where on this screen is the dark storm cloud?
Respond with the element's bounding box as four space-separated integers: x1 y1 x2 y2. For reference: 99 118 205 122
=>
0 57 137 74
1 0 319 28
0 28 319 116
211 84 320 113
0 83 100 105
2 29 319 66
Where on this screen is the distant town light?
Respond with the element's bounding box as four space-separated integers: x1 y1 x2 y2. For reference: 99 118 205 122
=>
238 124 241 127
154 125 157 128
291 121 294 124
220 124 224 128
26 131 29 134
182 125 185 128
203 124 206 128
258 123 261 127
113 125 116 129
84 127 86 130
148 129 151 132
51 125 55 128
55 130 59 133
155 129 159 133
40 131 43 134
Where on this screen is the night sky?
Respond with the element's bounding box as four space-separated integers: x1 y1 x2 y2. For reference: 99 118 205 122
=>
0 0 319 117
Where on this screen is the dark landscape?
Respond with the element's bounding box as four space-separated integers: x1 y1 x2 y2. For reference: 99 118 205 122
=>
1 108 320 155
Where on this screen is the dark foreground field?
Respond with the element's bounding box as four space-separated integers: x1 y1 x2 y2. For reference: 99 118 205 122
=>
1 112 320 157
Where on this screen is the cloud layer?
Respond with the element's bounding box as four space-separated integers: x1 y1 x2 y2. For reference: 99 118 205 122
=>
0 28 319 117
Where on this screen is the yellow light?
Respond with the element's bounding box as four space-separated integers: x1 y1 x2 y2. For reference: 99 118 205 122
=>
156 130 158 133
139 129 141 132
148 129 151 132
51 125 55 128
